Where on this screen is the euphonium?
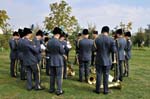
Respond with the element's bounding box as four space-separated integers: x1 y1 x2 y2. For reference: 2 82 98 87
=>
67 64 75 76
88 67 96 84
88 74 96 85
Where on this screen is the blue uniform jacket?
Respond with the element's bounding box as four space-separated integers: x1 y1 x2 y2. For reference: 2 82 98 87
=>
32 37 42 62
9 38 18 59
125 39 132 60
94 35 116 66
78 38 93 61
60 40 69 56
117 37 127 61
21 38 40 66
18 38 24 60
47 38 65 67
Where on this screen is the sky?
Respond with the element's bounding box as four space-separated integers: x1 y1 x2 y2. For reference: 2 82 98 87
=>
0 0 150 33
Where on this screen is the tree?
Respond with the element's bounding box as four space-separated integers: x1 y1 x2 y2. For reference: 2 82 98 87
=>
133 27 145 47
0 10 11 34
88 23 96 39
0 10 9 28
44 0 78 34
144 24 150 47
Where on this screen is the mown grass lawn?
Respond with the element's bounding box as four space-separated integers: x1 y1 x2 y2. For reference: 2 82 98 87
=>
0 48 150 99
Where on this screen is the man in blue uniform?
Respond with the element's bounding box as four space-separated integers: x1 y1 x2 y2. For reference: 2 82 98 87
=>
59 32 69 79
78 29 93 82
116 29 127 81
44 37 50 76
124 31 132 77
32 30 44 64
18 29 26 80
9 31 20 77
47 27 65 95
74 33 82 65
22 28 44 91
93 26 116 94
91 30 98 66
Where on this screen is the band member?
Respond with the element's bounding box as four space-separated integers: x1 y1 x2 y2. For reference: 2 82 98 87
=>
59 32 69 79
47 27 65 95
93 26 116 94
22 28 44 91
124 31 132 77
91 31 98 66
18 29 26 80
33 30 44 64
9 31 20 77
65 34 72 61
44 37 50 76
74 33 82 65
116 29 127 81
78 29 93 82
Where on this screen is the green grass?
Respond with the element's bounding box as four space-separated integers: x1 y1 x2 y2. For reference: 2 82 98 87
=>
0 49 150 99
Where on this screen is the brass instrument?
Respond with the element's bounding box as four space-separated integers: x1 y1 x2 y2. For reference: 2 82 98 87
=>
88 73 96 85
88 67 96 84
67 63 75 76
100 80 122 89
88 66 122 89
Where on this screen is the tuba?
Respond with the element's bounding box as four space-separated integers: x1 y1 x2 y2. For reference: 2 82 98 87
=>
88 67 122 89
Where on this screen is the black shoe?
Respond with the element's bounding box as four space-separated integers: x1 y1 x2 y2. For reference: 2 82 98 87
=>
34 86 45 91
27 88 32 91
56 90 64 96
119 78 123 82
49 90 55 93
21 78 26 80
112 79 117 82
103 91 111 95
27 86 34 91
78 79 83 82
11 75 16 78
63 76 67 79
93 90 100 94
27 86 35 91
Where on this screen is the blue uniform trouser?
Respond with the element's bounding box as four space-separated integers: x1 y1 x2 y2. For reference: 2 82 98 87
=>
95 65 110 93
20 60 26 80
10 58 18 77
124 59 129 76
63 58 67 79
79 61 90 81
91 52 95 66
26 64 40 89
46 59 50 75
118 60 123 81
49 66 63 92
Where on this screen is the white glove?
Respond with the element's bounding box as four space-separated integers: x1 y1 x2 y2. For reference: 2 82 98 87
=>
40 44 46 50
67 44 72 49
66 41 72 49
